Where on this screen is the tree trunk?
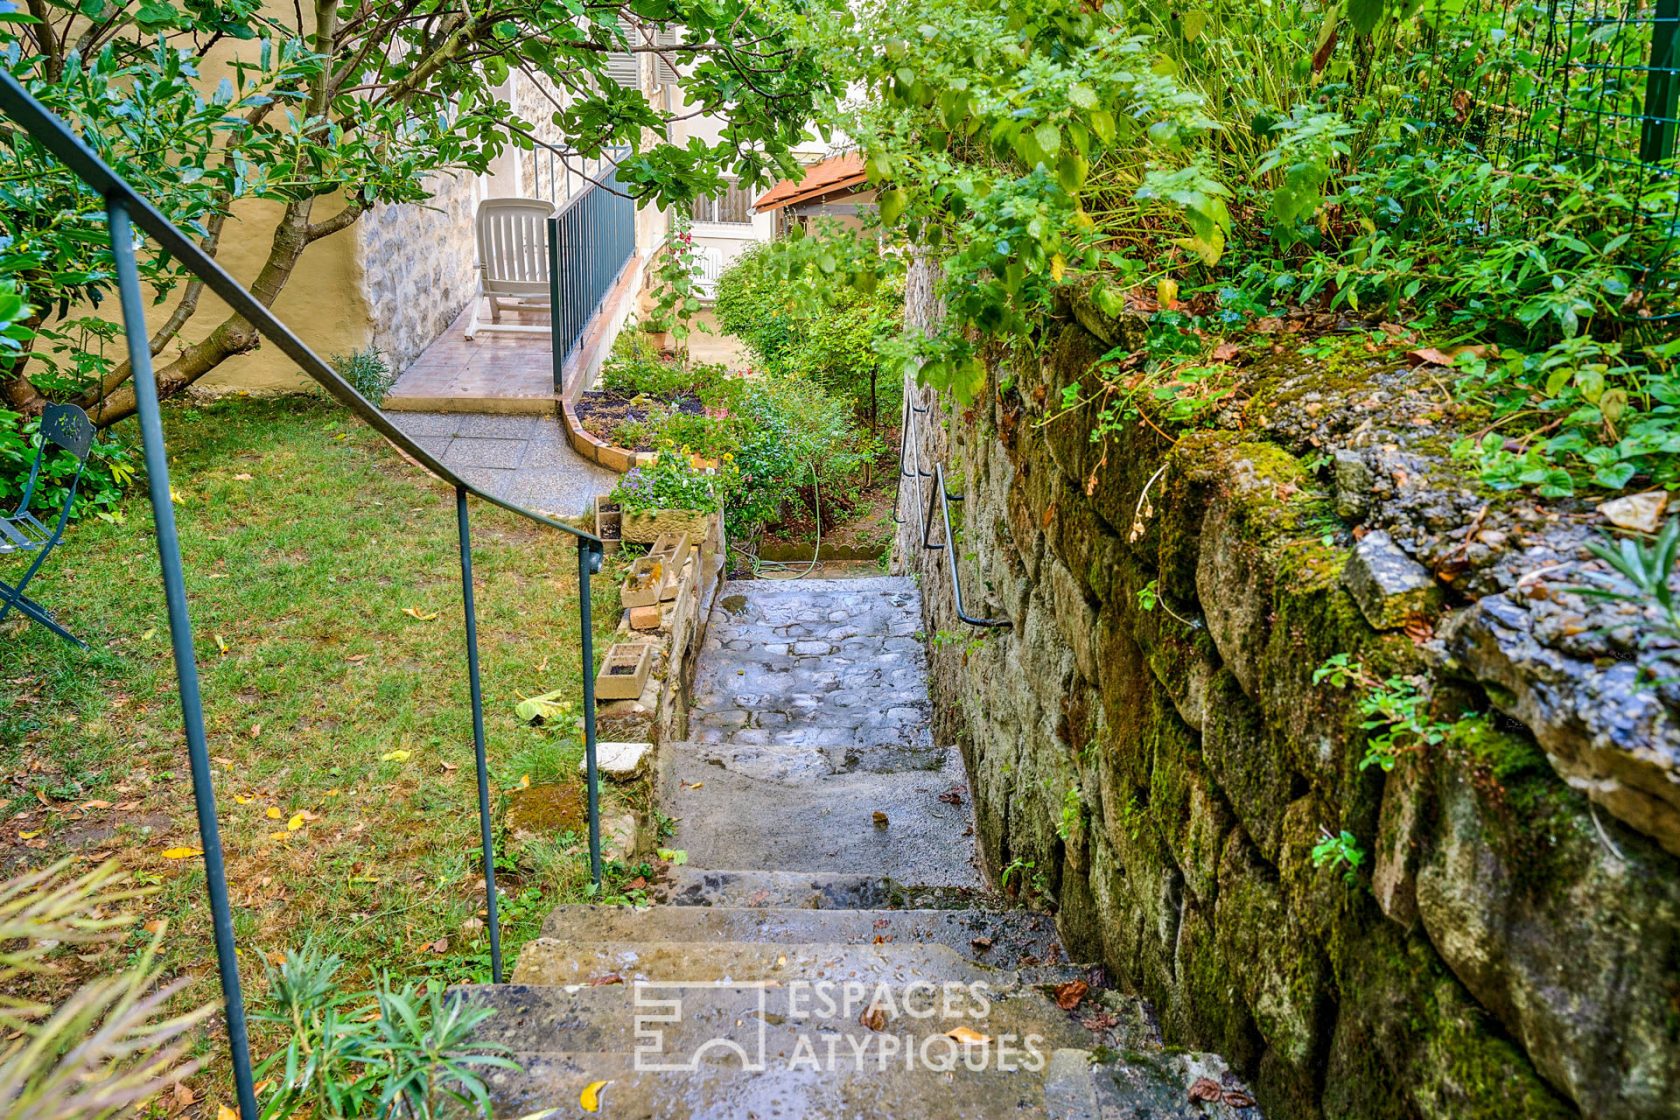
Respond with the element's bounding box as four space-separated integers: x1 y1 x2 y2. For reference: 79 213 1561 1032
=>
82 197 335 427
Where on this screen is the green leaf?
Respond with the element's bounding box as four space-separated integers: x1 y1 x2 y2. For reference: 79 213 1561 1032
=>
1347 0 1384 36
1033 123 1062 158
878 188 907 227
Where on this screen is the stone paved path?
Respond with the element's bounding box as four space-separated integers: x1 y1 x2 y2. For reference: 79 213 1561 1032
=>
461 577 1260 1118
384 410 615 517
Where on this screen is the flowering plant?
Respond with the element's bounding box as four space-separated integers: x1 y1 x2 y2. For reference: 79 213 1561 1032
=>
644 216 706 351
610 443 733 514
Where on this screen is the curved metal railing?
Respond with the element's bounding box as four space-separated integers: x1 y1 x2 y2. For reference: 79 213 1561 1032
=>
0 70 611 1119
895 387 1010 629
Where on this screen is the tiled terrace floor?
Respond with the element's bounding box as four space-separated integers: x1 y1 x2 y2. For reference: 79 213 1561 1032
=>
384 305 558 415
384 411 615 519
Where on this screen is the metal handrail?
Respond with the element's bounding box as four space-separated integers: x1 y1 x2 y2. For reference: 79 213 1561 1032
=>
0 70 609 1120
895 388 1011 629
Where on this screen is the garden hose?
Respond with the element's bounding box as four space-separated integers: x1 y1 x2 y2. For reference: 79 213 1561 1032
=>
752 459 822 579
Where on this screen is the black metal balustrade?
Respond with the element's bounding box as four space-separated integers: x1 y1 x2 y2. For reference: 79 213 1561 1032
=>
0 71 610 1120
548 165 636 392
896 387 1010 629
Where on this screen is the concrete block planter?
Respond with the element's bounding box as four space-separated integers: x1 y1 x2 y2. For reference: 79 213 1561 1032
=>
594 496 622 555
562 399 658 475
621 556 669 609
650 530 691 570
595 641 654 700
621 507 710 545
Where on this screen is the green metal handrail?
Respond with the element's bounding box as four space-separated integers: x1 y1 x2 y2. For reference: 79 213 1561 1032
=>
895 385 1010 629
0 69 609 1119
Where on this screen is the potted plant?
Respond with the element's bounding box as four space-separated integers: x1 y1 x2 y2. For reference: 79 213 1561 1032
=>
611 445 732 544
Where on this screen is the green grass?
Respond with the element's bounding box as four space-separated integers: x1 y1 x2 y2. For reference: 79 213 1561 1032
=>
0 395 631 1100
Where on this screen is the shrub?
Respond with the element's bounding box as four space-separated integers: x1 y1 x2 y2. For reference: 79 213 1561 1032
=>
0 860 209 1120
725 376 878 538
331 347 396 405
253 946 515 1119
598 331 719 399
714 236 904 427
0 408 135 525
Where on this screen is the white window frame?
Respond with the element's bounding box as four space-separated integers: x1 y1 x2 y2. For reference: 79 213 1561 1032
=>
690 179 756 228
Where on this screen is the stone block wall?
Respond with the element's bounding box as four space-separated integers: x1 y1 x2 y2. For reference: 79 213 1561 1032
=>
354 168 479 372
897 283 1680 1120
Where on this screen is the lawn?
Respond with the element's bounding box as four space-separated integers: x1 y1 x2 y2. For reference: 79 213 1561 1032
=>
0 395 627 1102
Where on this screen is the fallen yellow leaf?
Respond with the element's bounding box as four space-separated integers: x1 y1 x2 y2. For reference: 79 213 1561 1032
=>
382 750 411 762
266 807 282 820
219 1104 239 1120
287 813 305 832
161 847 202 860
235 794 254 805
580 1081 610 1114
269 830 292 841
17 829 42 840
214 634 229 654
402 607 440 621
946 1025 990 1046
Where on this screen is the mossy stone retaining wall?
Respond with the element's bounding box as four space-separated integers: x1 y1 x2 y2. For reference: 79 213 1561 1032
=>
897 295 1680 1120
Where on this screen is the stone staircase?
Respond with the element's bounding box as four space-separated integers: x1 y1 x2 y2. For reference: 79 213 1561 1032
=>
460 577 1259 1118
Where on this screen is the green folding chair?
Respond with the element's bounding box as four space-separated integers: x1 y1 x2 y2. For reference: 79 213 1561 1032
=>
1 403 94 648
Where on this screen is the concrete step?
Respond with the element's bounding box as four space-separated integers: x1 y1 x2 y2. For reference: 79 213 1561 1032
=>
458 980 1123 1059
683 722 935 748
509 938 1055 989
714 575 917 600
539 906 1066 967
656 867 1003 911
670 740 949 783
660 748 981 885
659 868 894 909
470 1046 1089 1120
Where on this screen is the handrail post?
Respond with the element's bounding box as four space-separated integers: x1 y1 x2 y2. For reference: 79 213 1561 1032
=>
547 215 564 395
107 198 259 1120
577 538 604 887
456 487 503 982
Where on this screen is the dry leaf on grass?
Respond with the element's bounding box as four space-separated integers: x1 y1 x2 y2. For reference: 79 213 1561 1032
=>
402 606 440 621
945 1025 990 1046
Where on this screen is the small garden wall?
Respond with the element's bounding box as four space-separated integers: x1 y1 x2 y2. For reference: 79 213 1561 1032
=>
898 286 1680 1120
587 511 726 856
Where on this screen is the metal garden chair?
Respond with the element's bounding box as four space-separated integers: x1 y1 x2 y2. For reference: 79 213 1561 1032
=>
1 402 94 647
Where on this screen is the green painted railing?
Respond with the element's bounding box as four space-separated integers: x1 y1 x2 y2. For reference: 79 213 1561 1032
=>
0 70 609 1120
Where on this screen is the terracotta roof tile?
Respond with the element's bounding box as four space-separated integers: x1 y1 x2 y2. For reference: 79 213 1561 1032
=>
753 152 868 213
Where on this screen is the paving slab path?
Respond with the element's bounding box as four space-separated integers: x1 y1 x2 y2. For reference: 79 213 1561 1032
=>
384 410 615 517
460 577 1260 1118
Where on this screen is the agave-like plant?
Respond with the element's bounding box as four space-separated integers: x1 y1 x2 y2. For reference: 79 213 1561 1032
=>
0 860 211 1120
1579 516 1680 642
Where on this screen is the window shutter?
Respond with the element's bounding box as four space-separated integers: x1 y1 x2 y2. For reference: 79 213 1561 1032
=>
603 51 639 89
655 26 681 86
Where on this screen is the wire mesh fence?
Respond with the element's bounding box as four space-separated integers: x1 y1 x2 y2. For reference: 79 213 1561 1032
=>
1414 0 1680 320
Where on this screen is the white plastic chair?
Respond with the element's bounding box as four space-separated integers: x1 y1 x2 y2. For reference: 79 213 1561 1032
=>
693 245 725 303
466 197 557 339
